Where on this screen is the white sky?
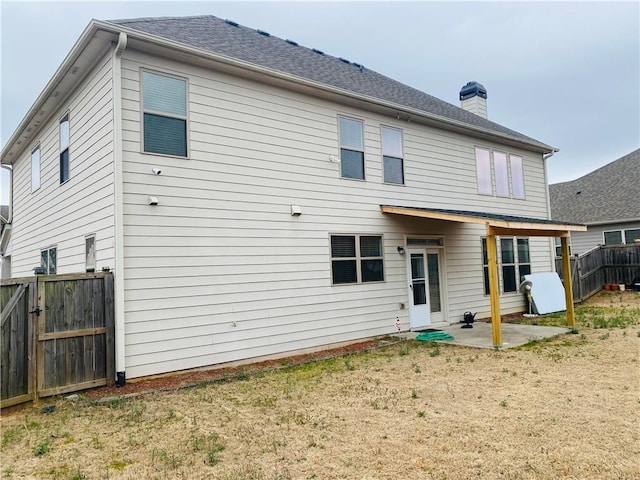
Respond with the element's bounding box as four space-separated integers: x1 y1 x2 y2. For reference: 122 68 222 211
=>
1 0 639 205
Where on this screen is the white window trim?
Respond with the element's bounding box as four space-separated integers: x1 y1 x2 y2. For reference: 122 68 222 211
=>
330 233 385 285
59 111 70 185
474 146 527 199
602 229 623 245
85 234 96 273
380 125 405 185
140 68 190 159
338 116 366 181
31 143 41 193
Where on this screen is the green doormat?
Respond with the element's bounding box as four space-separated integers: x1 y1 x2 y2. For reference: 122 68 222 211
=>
416 331 454 342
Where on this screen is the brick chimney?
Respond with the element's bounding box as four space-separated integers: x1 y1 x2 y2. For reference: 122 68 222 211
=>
460 81 487 119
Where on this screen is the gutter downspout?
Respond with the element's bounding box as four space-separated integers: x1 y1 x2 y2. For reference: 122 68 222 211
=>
113 32 127 386
542 150 557 269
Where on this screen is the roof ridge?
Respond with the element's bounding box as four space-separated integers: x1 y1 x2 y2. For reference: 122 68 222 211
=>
108 14 217 24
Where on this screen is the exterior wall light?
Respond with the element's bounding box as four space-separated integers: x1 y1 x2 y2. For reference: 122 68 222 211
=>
397 246 405 255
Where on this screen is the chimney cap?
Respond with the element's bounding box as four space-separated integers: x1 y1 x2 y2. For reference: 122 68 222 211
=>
460 81 487 101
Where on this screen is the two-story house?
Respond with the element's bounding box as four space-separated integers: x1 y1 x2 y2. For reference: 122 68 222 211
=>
1 16 583 383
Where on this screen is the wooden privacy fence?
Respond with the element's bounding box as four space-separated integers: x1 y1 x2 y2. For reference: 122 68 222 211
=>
555 244 640 303
1 272 114 408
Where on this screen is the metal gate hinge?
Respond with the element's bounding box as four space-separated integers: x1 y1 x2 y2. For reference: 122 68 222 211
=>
29 306 42 316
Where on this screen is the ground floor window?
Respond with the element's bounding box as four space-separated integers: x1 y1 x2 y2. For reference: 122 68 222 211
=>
41 247 57 274
482 237 530 294
331 234 384 284
554 237 572 257
604 229 640 246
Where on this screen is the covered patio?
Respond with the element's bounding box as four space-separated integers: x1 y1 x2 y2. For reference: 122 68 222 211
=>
381 205 587 348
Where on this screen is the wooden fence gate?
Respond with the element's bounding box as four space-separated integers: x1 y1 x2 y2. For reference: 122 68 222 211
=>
1 272 114 408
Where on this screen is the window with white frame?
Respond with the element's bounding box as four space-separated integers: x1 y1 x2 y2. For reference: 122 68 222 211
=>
475 147 492 195
331 234 384 284
474 147 526 199
554 237 572 257
603 230 623 245
482 237 530 294
31 145 41 192
59 113 70 183
339 117 365 180
142 70 188 157
41 247 57 274
625 228 640 244
510 155 526 199
85 235 96 272
494 151 509 197
604 229 640 246
381 126 404 184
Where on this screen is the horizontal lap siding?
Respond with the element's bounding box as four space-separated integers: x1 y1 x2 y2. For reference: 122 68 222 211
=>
10 51 115 276
571 222 640 255
121 50 552 378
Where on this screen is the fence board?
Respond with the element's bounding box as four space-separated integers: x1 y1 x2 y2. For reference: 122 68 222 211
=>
556 244 640 302
2 272 114 408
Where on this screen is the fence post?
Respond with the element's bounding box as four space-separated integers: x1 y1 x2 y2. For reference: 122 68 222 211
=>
28 279 38 403
104 274 115 386
575 256 583 302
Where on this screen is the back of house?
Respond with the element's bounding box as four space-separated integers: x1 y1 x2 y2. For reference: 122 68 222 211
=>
2 15 575 381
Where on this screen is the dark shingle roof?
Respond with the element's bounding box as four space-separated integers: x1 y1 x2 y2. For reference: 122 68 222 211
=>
108 15 552 150
549 149 640 224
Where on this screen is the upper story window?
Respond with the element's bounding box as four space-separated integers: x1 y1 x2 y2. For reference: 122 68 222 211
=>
510 155 525 199
59 113 70 183
475 147 526 199
381 126 404 184
142 71 188 157
31 145 41 192
330 234 384 284
475 147 492 195
338 117 364 180
41 246 57 275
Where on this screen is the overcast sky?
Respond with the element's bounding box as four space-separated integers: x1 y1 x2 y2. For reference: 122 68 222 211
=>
1 1 639 204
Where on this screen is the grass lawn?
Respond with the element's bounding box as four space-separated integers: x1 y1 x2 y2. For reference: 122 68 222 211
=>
1 291 639 479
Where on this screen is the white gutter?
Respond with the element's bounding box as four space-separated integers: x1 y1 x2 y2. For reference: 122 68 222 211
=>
542 150 557 268
112 32 127 386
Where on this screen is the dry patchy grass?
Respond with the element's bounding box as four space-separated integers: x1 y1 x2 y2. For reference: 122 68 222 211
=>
2 292 639 479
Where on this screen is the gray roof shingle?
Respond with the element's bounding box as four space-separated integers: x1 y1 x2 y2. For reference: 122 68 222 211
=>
108 15 552 150
549 149 640 224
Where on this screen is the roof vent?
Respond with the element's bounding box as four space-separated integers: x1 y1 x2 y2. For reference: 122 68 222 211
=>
224 19 239 27
257 29 271 37
312 48 324 55
338 57 351 64
352 62 364 72
285 39 298 46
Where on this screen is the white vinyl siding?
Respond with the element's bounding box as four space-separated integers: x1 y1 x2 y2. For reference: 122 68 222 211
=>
119 50 552 378
9 50 115 276
567 221 640 255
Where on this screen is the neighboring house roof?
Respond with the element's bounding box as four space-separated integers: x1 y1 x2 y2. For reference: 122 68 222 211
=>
549 148 640 225
107 15 553 151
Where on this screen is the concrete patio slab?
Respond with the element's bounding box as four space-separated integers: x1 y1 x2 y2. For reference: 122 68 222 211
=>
398 321 570 349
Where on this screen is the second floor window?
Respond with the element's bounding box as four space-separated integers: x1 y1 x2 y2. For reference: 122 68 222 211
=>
339 117 364 180
31 145 40 192
142 71 188 157
475 147 526 199
60 114 70 183
381 126 404 184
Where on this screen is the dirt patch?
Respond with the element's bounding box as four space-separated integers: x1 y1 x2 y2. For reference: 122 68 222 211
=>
2 297 638 479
